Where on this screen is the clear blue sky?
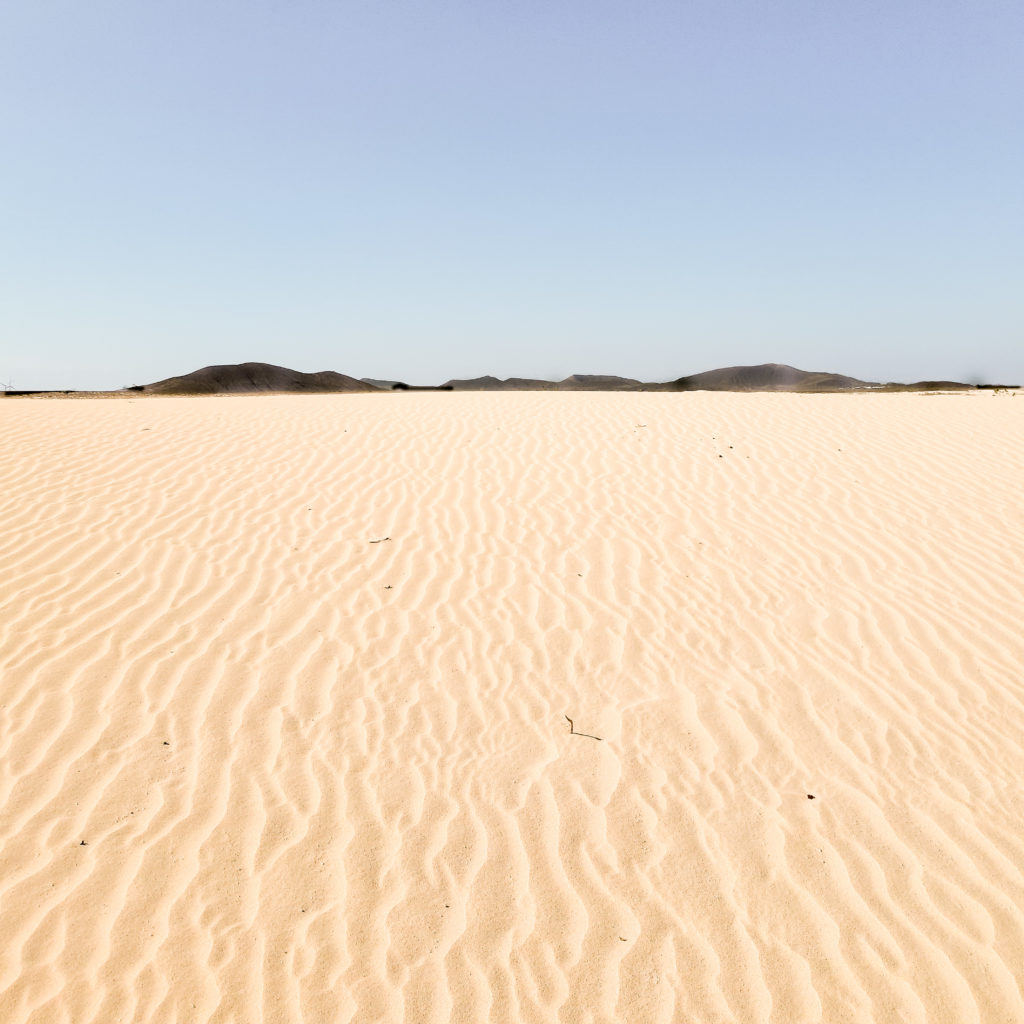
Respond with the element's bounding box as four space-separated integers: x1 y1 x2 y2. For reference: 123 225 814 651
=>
3 0 1021 389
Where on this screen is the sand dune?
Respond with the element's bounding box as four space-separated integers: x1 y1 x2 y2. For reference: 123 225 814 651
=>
1 391 1023 1023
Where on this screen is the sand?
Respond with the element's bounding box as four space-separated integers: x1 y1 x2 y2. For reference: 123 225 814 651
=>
1 390 1023 1023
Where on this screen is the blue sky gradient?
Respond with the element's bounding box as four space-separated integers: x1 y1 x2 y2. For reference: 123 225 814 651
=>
3 0 1022 389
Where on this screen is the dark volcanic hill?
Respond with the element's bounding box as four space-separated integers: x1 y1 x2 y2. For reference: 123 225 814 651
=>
140 362 381 395
881 380 977 391
443 374 645 391
443 375 558 390
560 374 645 390
668 363 877 392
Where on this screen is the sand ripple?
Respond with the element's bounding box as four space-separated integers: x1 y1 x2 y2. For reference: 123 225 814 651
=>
1 391 1023 1022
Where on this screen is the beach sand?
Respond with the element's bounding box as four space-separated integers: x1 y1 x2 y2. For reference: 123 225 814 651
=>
2 390 1023 1023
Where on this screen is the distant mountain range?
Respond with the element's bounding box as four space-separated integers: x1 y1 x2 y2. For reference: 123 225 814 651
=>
440 365 881 391
119 361 1006 396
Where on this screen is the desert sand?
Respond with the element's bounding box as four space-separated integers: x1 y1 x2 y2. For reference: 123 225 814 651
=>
1 390 1023 1023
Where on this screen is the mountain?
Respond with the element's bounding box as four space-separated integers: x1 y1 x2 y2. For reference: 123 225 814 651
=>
443 375 559 390
559 374 645 390
138 362 382 395
443 374 646 391
668 363 877 392
883 380 977 391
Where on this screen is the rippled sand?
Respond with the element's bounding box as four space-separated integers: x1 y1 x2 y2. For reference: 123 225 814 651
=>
2 391 1023 1023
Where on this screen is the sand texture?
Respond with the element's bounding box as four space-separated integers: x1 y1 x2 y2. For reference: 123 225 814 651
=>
2 391 1024 1023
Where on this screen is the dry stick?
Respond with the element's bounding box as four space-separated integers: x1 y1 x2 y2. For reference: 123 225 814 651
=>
369 536 390 544
565 715 602 742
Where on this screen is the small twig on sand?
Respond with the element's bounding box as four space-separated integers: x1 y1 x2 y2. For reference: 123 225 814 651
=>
565 715 602 741
369 536 390 544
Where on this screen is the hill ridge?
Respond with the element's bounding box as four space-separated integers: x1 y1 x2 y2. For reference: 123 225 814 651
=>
118 361 1008 395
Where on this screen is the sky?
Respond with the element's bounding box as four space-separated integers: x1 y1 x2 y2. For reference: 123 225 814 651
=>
2 0 1022 390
